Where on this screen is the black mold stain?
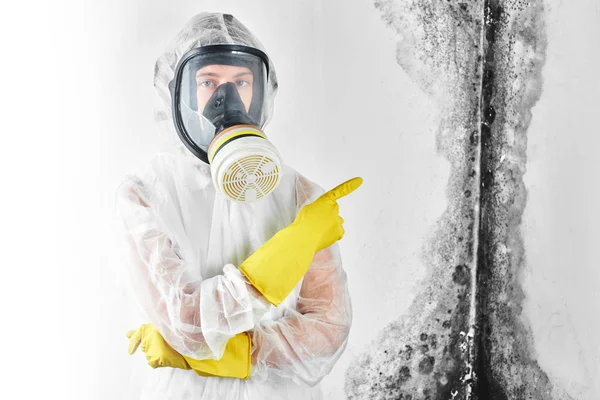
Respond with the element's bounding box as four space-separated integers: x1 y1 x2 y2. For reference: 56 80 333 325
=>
346 3 481 397
473 1 572 399
453 265 470 285
419 356 436 374
400 366 412 382
345 0 575 399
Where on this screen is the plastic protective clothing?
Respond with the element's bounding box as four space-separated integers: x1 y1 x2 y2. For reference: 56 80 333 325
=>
116 12 352 400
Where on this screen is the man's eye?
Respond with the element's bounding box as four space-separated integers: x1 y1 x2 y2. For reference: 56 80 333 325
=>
236 80 250 87
199 81 214 88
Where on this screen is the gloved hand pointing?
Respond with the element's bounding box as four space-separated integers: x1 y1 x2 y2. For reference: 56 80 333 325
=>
293 177 363 251
239 177 363 306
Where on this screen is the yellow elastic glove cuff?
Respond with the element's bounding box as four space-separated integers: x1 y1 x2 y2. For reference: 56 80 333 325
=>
183 332 252 380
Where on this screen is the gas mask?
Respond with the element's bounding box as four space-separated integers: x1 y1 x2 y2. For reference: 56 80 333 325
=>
169 44 283 203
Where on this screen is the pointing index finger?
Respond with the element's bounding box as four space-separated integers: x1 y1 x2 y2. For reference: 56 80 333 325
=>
327 177 363 201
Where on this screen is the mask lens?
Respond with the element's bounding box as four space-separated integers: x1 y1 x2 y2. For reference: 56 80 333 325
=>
174 50 268 153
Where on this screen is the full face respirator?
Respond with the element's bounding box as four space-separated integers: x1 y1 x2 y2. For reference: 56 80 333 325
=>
169 44 283 203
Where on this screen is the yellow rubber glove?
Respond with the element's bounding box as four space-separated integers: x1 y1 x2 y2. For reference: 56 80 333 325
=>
127 324 251 379
183 332 251 379
239 177 363 306
126 324 191 370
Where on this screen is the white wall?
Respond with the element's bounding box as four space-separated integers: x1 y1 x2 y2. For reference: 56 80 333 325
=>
521 1 600 397
2 0 597 399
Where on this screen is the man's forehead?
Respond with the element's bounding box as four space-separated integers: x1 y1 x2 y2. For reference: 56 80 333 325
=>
195 64 253 77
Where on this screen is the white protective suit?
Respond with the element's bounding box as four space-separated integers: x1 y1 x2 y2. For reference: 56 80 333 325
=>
115 12 352 400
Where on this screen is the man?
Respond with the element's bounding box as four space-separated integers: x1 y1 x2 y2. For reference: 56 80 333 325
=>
117 12 360 399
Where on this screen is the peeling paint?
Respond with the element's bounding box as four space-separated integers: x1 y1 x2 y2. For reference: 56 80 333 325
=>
345 0 574 399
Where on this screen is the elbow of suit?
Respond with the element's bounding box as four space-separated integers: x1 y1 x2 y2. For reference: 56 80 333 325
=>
302 316 351 374
324 318 351 358
322 301 352 354
301 322 350 388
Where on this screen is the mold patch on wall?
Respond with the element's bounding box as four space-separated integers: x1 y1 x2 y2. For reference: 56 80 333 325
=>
345 1 573 399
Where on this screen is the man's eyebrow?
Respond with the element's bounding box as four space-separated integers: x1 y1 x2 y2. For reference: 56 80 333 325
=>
196 71 219 78
233 71 253 78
